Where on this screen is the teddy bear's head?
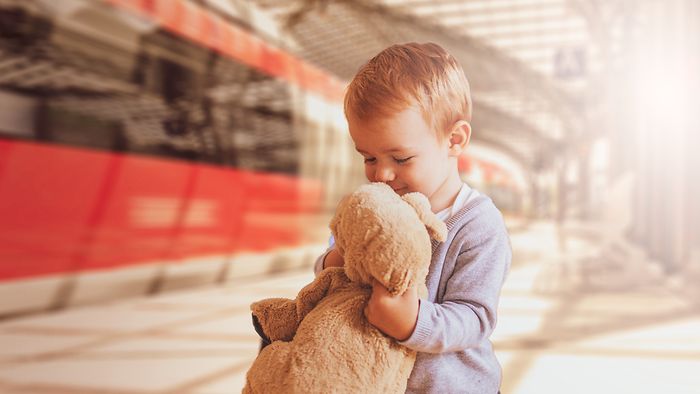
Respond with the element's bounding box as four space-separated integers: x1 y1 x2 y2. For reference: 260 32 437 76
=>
329 182 447 296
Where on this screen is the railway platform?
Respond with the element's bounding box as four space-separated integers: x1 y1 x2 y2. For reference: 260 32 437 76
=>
1 222 699 394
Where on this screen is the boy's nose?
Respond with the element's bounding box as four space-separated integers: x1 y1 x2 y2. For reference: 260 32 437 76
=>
374 165 396 182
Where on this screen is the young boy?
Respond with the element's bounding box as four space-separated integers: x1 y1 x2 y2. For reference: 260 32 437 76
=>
314 42 512 393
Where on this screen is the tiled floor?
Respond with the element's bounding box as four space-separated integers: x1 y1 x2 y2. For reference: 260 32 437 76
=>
1 223 698 393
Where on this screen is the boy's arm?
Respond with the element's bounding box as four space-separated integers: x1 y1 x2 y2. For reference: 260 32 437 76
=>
313 249 330 276
399 222 511 353
252 267 345 341
364 280 420 341
313 247 344 276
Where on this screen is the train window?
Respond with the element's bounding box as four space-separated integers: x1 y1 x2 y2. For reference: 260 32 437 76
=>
0 3 299 175
0 90 38 138
40 105 126 151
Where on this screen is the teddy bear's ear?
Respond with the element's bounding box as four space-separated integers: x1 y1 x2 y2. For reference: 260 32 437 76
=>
401 192 448 242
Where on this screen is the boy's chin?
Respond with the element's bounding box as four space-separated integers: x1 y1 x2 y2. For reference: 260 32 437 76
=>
392 187 409 195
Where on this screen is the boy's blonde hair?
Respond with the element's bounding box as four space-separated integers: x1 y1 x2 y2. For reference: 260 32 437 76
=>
344 42 472 137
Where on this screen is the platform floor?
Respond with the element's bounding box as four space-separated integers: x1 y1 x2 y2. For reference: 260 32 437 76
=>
1 222 699 393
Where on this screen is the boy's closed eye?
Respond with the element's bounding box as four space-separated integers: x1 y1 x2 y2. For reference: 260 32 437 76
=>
363 156 415 164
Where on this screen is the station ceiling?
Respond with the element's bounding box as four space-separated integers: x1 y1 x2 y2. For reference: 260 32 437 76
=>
250 0 631 172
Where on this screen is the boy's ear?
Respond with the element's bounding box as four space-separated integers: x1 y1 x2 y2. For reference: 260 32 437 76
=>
447 120 471 157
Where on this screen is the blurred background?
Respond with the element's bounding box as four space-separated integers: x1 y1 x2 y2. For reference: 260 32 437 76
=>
0 0 698 393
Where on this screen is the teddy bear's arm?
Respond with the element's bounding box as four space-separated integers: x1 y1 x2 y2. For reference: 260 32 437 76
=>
251 267 345 341
250 297 299 342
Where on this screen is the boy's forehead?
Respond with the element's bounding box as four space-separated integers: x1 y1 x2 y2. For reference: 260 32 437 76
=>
347 112 391 129
349 107 436 148
355 145 411 154
349 106 428 130
350 129 425 155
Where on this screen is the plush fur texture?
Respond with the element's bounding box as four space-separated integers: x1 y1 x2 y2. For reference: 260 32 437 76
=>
244 183 447 394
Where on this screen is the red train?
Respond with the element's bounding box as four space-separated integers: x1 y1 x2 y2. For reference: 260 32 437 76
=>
0 0 519 317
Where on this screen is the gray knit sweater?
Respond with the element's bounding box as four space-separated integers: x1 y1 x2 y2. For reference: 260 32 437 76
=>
399 193 511 394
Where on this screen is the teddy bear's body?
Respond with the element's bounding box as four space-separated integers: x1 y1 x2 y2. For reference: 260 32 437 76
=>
246 268 414 393
244 183 446 394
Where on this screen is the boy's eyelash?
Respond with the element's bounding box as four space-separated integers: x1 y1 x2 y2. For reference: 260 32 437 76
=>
362 156 414 164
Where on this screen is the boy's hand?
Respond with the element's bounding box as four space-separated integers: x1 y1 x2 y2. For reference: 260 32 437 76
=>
364 279 419 341
323 248 345 269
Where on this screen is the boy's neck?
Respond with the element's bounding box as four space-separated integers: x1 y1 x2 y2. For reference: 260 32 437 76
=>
430 171 464 214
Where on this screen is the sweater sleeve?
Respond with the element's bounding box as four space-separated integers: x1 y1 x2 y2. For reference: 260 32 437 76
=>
313 235 337 277
399 218 511 353
313 247 333 276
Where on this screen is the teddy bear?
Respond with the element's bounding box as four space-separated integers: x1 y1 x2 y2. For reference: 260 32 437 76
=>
243 182 447 394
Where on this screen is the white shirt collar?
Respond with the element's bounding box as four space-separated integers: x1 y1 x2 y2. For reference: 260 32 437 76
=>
435 183 479 222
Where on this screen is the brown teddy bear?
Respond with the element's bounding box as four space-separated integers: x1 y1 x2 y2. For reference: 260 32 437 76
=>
243 182 447 394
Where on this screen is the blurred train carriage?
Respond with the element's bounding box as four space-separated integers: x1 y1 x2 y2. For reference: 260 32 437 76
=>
0 0 517 317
